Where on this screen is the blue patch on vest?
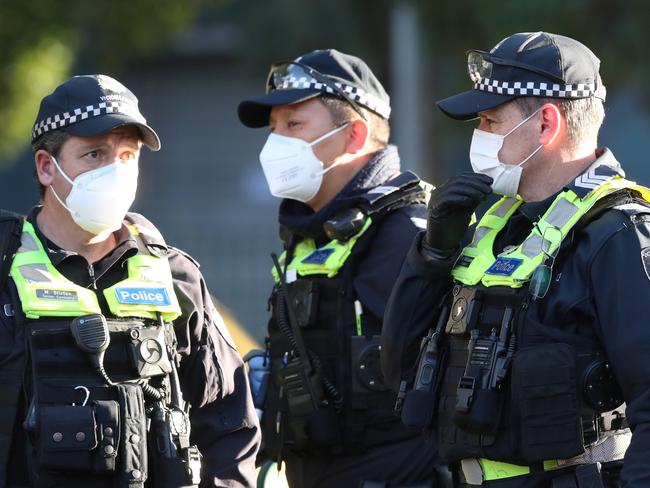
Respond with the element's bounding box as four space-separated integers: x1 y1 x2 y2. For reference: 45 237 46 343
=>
115 287 171 306
485 257 523 276
301 248 335 265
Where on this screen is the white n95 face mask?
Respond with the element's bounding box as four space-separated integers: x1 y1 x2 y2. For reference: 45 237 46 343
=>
50 156 139 239
469 108 543 197
259 124 348 202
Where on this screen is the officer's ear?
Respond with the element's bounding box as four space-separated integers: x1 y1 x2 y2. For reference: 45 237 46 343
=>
539 103 562 147
34 150 57 187
344 118 369 155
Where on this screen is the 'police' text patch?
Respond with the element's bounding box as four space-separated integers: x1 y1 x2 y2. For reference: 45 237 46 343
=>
485 257 523 276
115 287 171 306
301 249 335 265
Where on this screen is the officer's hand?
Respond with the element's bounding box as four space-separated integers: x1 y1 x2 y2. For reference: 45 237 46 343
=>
425 172 493 253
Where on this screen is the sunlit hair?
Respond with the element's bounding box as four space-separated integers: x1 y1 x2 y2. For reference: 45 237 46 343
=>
32 130 70 199
514 96 605 150
319 95 390 151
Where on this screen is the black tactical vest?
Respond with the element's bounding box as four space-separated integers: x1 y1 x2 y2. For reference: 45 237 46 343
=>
263 173 428 458
0 213 200 488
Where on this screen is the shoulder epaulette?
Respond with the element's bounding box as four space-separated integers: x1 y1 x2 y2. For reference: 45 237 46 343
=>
355 171 427 217
168 246 201 269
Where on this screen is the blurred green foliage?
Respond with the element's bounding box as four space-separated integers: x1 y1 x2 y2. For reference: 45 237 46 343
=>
3 0 650 166
0 0 211 163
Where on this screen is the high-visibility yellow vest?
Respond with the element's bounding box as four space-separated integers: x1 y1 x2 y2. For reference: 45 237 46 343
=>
452 176 650 287
10 220 181 321
272 217 372 281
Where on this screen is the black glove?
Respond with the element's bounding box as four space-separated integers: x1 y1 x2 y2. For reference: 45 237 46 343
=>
425 172 493 253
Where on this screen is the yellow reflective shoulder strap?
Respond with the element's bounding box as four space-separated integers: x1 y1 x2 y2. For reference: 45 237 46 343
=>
452 197 523 286
9 220 101 318
271 218 372 280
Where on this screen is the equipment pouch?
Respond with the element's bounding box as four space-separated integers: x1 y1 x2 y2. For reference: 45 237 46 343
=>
287 280 318 328
453 387 503 435
38 400 120 474
92 400 120 473
400 334 448 430
451 331 505 436
511 343 584 461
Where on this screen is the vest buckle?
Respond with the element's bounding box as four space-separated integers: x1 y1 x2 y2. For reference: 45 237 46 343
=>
3 304 14 317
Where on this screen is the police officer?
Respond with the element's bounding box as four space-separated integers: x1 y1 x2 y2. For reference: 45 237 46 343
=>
382 32 650 487
0 74 260 487
237 50 441 487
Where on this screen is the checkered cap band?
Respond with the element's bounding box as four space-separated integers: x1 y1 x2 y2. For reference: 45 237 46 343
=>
32 101 146 140
276 76 391 118
474 77 597 98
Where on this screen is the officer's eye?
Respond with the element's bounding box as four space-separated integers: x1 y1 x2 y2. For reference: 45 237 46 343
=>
83 149 103 162
479 116 496 129
287 120 302 129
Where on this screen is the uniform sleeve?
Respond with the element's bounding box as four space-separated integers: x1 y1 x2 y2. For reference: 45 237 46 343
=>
168 249 260 488
380 231 457 391
353 207 427 320
589 213 650 487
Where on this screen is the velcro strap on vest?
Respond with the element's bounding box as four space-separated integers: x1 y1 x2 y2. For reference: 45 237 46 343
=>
117 384 147 487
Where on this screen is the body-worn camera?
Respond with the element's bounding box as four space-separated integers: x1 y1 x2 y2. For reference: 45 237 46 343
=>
127 325 173 379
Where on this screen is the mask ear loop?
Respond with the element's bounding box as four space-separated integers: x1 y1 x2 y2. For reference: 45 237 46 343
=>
504 108 544 168
504 107 541 138
309 123 351 177
48 156 75 213
308 122 349 147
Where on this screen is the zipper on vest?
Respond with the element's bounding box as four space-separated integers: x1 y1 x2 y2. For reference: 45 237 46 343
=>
88 263 97 290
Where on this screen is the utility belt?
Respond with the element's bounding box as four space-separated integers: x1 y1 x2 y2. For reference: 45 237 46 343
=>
400 284 627 466
458 430 630 485
22 314 201 488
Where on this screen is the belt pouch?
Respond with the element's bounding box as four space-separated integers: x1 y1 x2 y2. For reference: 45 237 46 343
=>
38 405 97 472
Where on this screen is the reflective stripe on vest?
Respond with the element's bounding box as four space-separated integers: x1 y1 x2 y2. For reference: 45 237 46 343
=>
10 220 181 321
452 177 650 287
272 217 372 281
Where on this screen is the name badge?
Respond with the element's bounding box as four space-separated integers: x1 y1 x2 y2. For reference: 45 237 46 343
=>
485 257 523 276
115 287 171 306
301 248 334 265
456 254 474 268
36 289 78 301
